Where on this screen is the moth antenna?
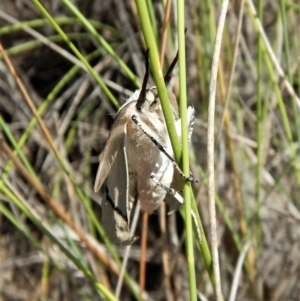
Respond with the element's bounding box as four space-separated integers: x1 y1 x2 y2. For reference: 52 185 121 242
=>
136 49 150 111
164 51 178 86
164 29 186 85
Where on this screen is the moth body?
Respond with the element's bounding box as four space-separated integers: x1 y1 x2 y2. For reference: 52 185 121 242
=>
94 51 192 245
94 87 176 244
125 88 174 213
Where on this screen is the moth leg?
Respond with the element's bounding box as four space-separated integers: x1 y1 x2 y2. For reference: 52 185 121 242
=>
150 173 202 243
132 115 195 182
150 173 184 204
164 51 178 86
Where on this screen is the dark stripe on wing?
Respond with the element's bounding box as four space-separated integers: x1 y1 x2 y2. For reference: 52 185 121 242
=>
105 186 128 223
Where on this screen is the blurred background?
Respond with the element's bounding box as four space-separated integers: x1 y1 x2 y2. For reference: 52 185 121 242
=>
0 0 299 300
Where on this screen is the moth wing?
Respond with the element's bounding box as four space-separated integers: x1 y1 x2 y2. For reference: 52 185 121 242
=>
94 114 127 193
101 136 136 245
174 105 195 142
187 105 195 142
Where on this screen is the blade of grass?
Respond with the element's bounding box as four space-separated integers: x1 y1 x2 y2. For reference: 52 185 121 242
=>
246 0 300 186
207 0 229 299
254 0 264 278
0 11 95 76
0 44 142 300
31 0 119 108
135 0 215 293
0 138 120 275
0 116 37 179
135 0 181 156
279 0 300 169
159 0 172 67
146 0 159 46
177 1 197 300
60 0 140 88
245 0 300 107
0 184 118 301
0 32 91 59
0 16 121 37
0 45 140 300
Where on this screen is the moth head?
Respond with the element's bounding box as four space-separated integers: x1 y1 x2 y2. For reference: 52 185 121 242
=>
136 49 179 113
141 87 179 119
141 87 160 113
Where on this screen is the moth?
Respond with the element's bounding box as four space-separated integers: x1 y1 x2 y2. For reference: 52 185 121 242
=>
94 50 195 245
